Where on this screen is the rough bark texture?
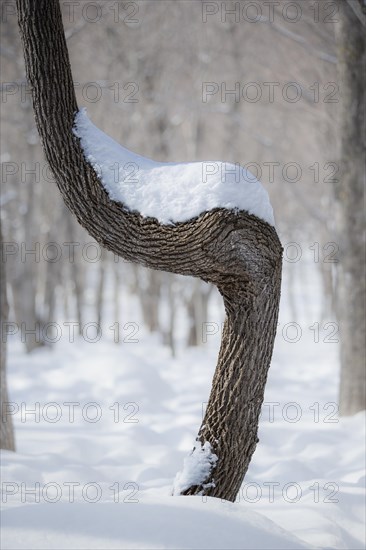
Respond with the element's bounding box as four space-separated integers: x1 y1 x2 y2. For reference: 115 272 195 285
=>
335 0 366 416
0 224 16 451
16 0 282 501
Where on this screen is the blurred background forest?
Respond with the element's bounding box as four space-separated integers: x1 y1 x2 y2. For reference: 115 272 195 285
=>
0 1 363 398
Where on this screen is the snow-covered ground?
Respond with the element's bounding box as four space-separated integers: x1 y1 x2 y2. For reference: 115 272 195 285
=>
1 263 365 549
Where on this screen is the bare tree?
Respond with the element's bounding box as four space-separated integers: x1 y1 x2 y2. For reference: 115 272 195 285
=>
335 0 366 416
16 0 282 502
0 223 16 451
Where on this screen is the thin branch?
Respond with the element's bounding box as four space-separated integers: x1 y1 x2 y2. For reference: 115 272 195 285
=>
260 16 337 64
346 0 366 26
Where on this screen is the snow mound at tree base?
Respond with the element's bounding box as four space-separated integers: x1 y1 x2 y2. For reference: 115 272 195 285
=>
1 493 313 550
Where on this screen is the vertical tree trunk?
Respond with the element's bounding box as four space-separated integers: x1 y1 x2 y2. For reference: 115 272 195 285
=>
96 258 105 328
16 0 282 501
140 270 161 333
10 179 43 352
0 224 16 451
335 0 366 416
186 281 213 347
65 213 83 333
163 273 176 357
113 264 121 332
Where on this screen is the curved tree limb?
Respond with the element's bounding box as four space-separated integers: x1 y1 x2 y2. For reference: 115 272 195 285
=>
16 0 282 502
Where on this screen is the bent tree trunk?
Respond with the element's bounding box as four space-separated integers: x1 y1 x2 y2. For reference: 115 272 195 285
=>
16 0 282 501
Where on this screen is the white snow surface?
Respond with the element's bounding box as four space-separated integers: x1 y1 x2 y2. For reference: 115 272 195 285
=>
1 263 365 549
73 109 275 226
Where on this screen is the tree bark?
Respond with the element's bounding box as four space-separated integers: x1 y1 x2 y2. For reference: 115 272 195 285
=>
16 0 282 501
0 223 16 451
335 0 366 416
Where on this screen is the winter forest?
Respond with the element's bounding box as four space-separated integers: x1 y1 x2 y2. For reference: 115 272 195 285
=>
0 0 365 548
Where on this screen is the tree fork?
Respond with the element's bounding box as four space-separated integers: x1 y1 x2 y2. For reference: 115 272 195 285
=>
16 0 282 501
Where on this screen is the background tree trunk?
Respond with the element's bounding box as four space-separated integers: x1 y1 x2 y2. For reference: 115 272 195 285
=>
0 223 16 451
335 0 366 416
16 0 282 501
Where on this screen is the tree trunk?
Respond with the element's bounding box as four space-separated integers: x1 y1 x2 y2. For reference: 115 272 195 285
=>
186 281 213 347
65 212 83 333
162 273 176 357
10 176 44 352
16 0 282 501
96 257 105 328
140 269 161 333
335 0 366 416
0 223 16 451
181 263 281 501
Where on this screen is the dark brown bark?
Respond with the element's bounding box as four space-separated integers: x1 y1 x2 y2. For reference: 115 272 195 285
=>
16 0 282 501
0 223 16 451
335 0 366 416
